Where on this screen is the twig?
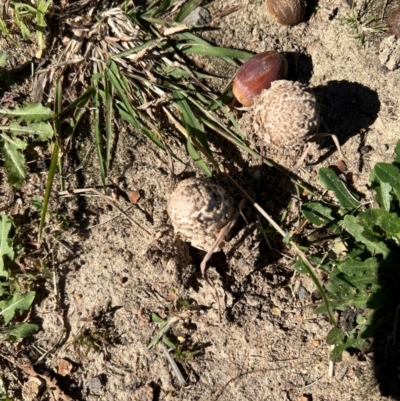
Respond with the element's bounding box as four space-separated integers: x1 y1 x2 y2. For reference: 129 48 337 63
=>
214 5 243 20
213 367 286 401
86 205 134 229
162 344 187 386
0 352 72 401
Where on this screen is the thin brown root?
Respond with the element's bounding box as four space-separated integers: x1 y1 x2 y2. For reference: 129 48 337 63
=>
200 199 246 321
318 132 346 163
293 141 313 171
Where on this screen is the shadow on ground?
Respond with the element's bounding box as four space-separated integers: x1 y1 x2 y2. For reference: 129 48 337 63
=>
373 248 400 399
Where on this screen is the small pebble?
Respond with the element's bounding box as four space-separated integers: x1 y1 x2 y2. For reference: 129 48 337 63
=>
182 7 211 26
298 286 309 300
85 375 106 395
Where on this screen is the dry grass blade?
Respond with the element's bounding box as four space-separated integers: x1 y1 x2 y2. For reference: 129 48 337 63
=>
162 344 187 386
58 188 151 237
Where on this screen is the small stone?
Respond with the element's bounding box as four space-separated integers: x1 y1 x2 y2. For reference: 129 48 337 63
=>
58 358 75 376
298 286 309 300
271 307 281 316
127 190 140 204
85 375 107 395
134 384 154 401
379 35 400 71
182 7 211 26
22 377 43 401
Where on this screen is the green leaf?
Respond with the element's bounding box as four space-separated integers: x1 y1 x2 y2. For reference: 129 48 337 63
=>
330 337 368 362
395 141 400 164
0 103 53 122
343 215 390 257
373 163 400 198
370 167 392 212
0 53 7 67
0 215 14 278
318 168 359 209
147 318 177 349
162 335 177 349
0 291 36 324
358 209 400 243
0 134 27 187
326 327 346 345
151 313 166 324
293 258 308 274
5 121 54 140
338 257 379 286
330 343 347 362
325 272 358 300
1 323 39 340
302 202 334 227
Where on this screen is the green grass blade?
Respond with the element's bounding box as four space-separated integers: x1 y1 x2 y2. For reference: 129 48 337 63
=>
39 78 62 241
92 89 106 189
107 61 166 151
172 90 210 152
111 38 161 59
186 139 212 177
175 0 203 21
115 104 166 151
154 0 179 17
55 78 64 191
104 76 113 173
38 140 58 243
57 87 95 118
176 32 245 66
178 44 254 59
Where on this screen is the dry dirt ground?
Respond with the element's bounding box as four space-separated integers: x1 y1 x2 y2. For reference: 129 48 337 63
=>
1 0 400 400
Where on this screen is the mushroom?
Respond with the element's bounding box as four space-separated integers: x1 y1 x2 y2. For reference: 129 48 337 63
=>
167 178 235 251
242 80 344 169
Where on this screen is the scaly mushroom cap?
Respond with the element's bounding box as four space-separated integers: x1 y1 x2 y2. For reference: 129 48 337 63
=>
252 80 320 146
168 178 235 251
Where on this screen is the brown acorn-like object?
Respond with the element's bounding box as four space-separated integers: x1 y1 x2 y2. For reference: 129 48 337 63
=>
388 6 400 38
232 51 288 107
266 0 306 26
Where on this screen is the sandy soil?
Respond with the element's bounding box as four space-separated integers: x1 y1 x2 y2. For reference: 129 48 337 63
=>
1 0 400 400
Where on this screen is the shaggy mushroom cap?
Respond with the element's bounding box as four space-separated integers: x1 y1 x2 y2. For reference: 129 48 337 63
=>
251 80 320 146
167 178 235 251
